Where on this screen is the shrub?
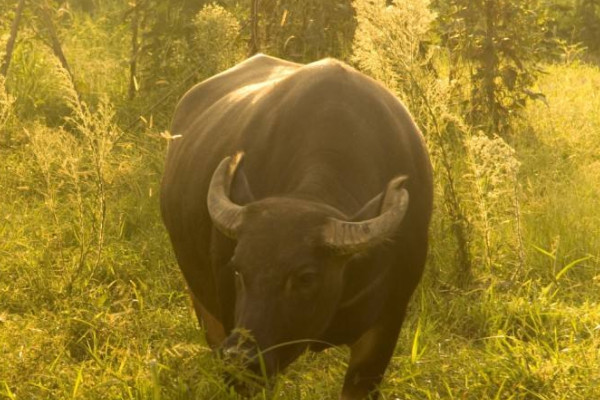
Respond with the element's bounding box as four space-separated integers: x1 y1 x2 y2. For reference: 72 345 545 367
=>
192 3 246 77
465 133 525 278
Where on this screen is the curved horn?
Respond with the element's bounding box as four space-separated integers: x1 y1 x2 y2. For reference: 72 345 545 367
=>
323 175 409 254
207 153 246 239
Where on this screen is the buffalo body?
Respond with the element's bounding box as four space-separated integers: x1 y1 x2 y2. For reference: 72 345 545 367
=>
160 54 433 399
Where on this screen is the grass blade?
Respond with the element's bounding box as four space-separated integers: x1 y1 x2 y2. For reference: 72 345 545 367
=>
555 256 592 281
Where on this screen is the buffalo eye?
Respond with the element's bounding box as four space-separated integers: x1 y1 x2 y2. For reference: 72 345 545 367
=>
228 261 245 291
234 271 246 293
288 270 319 293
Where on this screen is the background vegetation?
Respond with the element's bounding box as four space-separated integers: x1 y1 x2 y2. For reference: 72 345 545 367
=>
1 0 599 398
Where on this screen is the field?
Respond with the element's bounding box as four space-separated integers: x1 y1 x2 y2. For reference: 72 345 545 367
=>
1 2 600 399
1 61 598 399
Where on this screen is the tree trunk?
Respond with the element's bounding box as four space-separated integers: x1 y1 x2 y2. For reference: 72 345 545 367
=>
36 3 74 81
1 0 27 77
249 0 260 56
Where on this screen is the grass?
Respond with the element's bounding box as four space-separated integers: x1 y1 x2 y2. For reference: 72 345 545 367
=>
1 38 600 400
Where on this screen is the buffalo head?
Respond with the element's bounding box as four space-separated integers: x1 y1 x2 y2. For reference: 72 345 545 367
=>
207 153 409 378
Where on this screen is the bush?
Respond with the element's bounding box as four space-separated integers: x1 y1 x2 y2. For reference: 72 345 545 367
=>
465 133 524 278
192 3 246 77
6 40 71 125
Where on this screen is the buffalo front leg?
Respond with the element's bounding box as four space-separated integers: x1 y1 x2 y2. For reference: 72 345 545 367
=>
190 292 227 349
340 317 403 400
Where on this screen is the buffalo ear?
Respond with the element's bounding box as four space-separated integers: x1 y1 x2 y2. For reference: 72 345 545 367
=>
230 159 255 206
351 192 383 222
352 176 409 221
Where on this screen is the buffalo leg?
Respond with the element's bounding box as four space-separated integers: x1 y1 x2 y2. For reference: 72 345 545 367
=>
190 292 227 349
340 312 404 400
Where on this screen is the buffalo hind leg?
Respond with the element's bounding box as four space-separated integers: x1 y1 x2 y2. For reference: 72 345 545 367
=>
341 314 404 400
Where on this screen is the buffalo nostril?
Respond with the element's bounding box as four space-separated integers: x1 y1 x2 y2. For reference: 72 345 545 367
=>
222 346 248 363
221 331 257 360
220 341 257 367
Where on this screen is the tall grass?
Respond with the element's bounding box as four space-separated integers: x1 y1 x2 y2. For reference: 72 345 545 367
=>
519 63 600 276
0 59 186 398
465 132 525 279
0 75 15 143
1 64 598 399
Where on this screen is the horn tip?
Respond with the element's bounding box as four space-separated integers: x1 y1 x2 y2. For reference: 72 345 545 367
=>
390 174 409 189
229 151 245 174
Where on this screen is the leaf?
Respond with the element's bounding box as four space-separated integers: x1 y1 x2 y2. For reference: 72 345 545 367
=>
531 244 555 260
523 89 549 106
411 317 422 363
501 67 517 90
555 256 592 281
2 382 17 400
280 9 288 27
71 365 84 399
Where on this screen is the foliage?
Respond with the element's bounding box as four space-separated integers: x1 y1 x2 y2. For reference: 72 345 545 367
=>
0 75 15 141
0 60 180 398
465 133 525 277
58 6 130 101
126 0 243 95
192 4 246 77
575 0 600 53
2 63 600 397
258 0 356 62
518 63 600 278
129 1 245 128
544 0 600 56
352 0 436 93
135 0 209 91
433 0 556 134
5 38 71 124
353 0 475 284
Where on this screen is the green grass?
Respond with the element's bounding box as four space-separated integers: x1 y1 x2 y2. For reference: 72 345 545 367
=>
1 53 600 400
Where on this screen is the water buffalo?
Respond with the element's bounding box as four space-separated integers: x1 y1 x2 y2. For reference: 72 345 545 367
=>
160 54 433 399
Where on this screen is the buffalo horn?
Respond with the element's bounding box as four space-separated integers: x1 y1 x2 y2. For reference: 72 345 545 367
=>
323 176 409 254
207 153 246 239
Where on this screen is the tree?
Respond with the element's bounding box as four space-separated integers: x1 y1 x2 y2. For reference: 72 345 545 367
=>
434 0 554 135
1 0 27 77
258 0 356 62
576 0 600 54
